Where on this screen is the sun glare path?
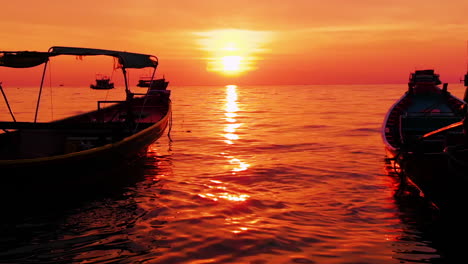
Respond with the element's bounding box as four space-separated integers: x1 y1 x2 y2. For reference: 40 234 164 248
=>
221 85 250 174
195 85 252 235
197 180 250 203
195 29 273 76
224 85 240 145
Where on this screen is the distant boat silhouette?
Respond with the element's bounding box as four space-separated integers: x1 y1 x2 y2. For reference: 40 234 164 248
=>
90 74 114 89
137 75 169 90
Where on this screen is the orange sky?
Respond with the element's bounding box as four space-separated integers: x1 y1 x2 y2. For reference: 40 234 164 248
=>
2 0 468 86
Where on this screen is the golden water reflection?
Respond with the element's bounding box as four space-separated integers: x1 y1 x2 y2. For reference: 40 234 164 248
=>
228 156 249 172
197 180 250 202
197 85 252 234
197 179 252 234
224 85 239 145
223 85 250 172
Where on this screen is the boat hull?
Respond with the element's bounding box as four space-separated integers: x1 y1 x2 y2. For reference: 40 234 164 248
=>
381 72 467 209
0 99 171 189
444 145 468 177
400 151 468 210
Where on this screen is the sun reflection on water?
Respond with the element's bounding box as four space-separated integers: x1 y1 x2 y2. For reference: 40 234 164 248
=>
195 85 253 234
228 157 249 172
224 85 239 145
197 180 250 202
223 85 250 173
225 217 255 234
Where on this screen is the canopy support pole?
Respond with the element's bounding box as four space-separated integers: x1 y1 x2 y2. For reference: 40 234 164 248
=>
0 82 16 122
34 60 49 123
122 67 135 126
133 67 157 133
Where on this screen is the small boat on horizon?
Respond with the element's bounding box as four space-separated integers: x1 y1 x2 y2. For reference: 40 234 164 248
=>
136 75 169 90
90 74 114 90
382 69 468 210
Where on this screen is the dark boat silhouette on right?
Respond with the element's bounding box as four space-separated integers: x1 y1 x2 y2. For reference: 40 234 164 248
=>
382 69 468 210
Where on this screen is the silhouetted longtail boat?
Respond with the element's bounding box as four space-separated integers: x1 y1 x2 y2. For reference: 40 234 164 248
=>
0 46 172 189
382 69 468 210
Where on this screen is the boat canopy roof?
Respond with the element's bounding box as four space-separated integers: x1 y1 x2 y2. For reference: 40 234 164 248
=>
0 46 158 69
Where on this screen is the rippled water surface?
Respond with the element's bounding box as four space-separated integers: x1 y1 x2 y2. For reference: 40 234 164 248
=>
1 84 467 263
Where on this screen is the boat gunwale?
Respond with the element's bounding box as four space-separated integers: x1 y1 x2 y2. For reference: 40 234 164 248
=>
381 93 408 153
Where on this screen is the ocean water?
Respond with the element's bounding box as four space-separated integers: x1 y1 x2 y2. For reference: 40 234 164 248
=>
0 83 467 264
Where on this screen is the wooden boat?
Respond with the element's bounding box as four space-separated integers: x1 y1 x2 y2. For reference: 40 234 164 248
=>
137 76 169 90
0 46 172 191
90 74 114 89
382 69 467 209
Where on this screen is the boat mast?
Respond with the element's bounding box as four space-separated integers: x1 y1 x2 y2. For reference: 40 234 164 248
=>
147 67 157 91
464 72 468 102
464 41 468 102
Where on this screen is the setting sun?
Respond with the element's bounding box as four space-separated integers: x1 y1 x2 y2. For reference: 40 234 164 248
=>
221 55 242 73
196 29 273 76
